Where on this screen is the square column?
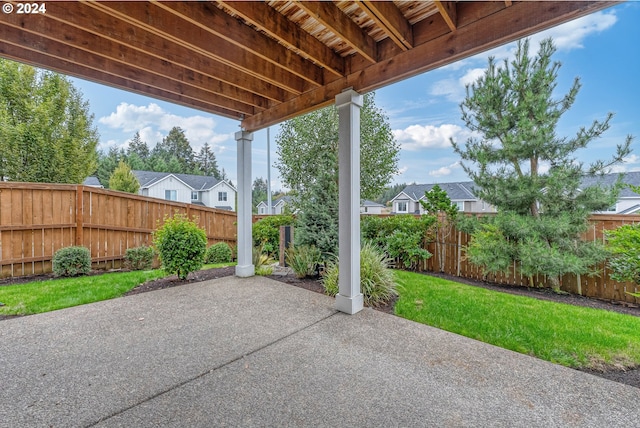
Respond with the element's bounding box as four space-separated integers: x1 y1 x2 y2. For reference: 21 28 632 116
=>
235 130 255 277
335 89 364 314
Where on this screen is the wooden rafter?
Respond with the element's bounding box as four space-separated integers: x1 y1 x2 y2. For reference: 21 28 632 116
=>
357 0 413 50
0 1 613 130
435 1 457 32
297 1 378 63
217 1 345 77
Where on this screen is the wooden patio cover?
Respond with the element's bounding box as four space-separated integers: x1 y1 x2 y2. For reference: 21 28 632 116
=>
0 1 612 132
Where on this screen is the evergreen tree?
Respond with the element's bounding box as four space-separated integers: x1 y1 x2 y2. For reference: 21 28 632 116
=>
96 147 125 188
195 142 220 177
452 38 633 289
0 59 99 183
276 92 399 255
108 160 140 193
156 126 195 173
127 132 149 161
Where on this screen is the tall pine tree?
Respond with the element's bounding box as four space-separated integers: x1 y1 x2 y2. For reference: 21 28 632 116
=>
453 38 633 289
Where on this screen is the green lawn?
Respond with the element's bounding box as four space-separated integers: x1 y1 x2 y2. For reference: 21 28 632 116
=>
0 263 237 316
0 270 167 316
394 270 640 370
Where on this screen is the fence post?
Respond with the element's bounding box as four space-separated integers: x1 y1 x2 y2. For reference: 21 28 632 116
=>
76 185 84 246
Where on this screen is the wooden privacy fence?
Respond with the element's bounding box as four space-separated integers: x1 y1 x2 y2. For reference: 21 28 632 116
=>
0 182 237 278
419 213 640 304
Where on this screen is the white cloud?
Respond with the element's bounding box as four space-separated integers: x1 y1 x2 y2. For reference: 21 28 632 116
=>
429 162 460 178
535 11 617 51
393 124 469 151
98 102 232 150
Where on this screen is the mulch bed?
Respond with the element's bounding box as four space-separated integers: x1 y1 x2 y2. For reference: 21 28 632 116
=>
1 266 638 389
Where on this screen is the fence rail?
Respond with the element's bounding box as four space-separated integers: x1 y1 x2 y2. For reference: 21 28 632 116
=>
0 183 237 278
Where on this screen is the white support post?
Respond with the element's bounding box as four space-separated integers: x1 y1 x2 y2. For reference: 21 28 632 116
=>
335 89 364 315
235 130 255 277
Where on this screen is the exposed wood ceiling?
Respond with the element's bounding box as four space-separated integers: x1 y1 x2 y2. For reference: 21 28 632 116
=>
0 1 613 132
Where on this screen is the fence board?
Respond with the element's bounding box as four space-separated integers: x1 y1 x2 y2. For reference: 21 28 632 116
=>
0 183 237 278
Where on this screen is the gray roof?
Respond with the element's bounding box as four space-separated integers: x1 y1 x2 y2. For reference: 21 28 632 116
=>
397 182 477 202
619 204 640 214
257 195 293 208
83 176 103 187
579 171 640 198
361 199 385 207
132 170 233 191
395 172 640 203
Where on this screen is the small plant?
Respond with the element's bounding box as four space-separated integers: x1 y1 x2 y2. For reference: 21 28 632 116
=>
124 246 155 270
153 213 207 280
52 246 92 277
253 244 274 275
322 242 398 307
286 245 322 278
205 242 233 264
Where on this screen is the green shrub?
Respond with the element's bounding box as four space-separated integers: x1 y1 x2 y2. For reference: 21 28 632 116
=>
153 213 207 280
606 223 640 290
286 245 322 278
124 246 155 270
361 214 435 269
205 242 233 264
322 242 398 307
52 246 92 277
252 214 295 256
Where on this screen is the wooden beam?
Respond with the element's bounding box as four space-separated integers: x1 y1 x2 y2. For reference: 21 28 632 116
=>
1 11 263 116
156 1 325 86
218 0 345 77
0 33 243 120
92 1 311 95
243 1 612 130
435 1 457 32
43 1 281 106
0 24 256 118
298 1 378 63
357 1 413 50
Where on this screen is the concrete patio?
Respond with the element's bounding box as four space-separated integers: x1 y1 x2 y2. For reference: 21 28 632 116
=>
1 276 638 427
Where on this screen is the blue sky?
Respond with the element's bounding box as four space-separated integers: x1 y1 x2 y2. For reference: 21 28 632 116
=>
72 2 640 191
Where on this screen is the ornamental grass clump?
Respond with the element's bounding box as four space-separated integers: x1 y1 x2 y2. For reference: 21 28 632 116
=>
286 245 322 278
52 246 92 277
322 242 398 307
153 213 207 280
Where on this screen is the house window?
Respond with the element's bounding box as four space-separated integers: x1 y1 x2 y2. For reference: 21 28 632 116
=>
191 191 198 201
165 190 177 201
218 191 227 202
397 201 408 213
456 201 464 211
259 207 265 214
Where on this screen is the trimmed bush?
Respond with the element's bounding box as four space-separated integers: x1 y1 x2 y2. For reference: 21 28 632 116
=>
153 213 207 280
286 245 322 278
205 242 233 264
606 223 640 289
252 214 295 256
52 246 92 277
322 242 398 307
124 246 155 271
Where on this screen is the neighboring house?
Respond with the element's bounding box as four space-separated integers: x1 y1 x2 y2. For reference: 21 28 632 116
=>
133 170 236 211
360 200 385 215
390 172 640 215
581 171 640 214
83 176 104 188
391 182 495 214
256 195 293 215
